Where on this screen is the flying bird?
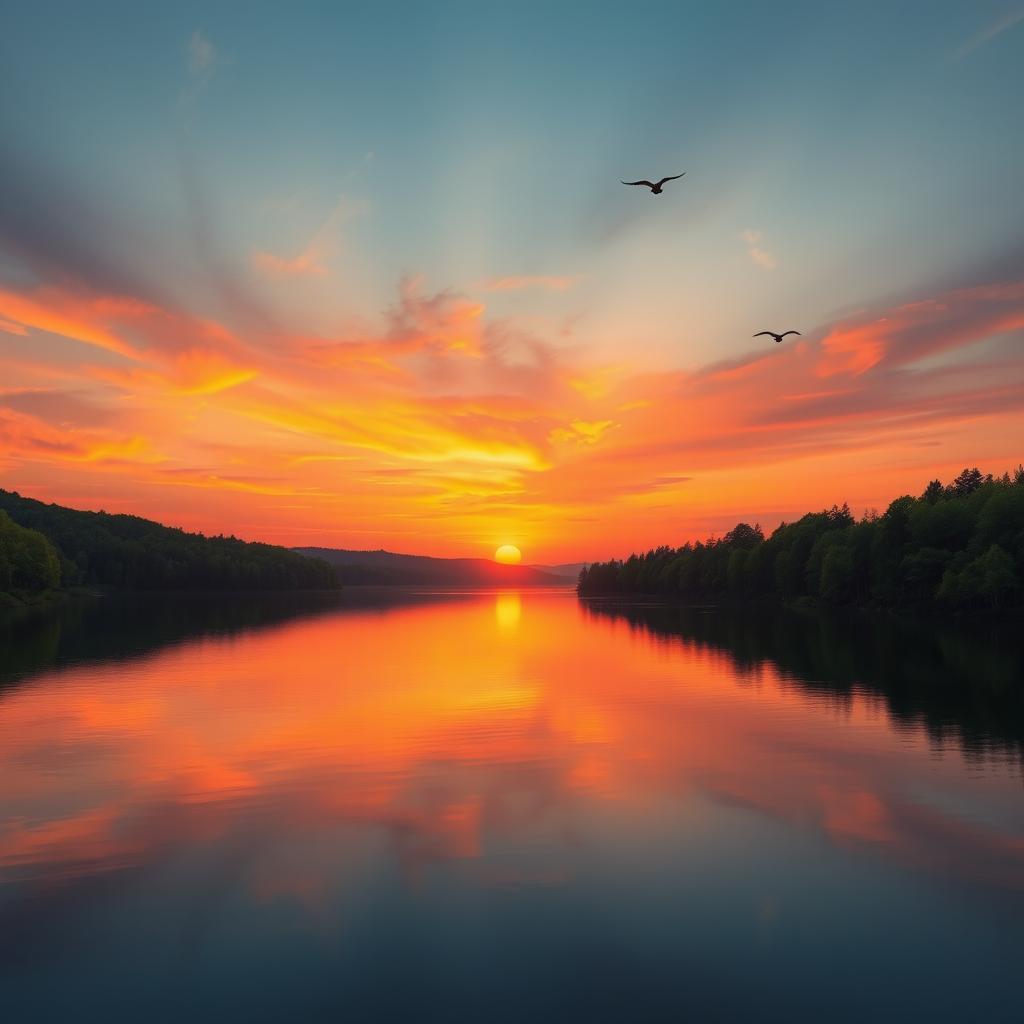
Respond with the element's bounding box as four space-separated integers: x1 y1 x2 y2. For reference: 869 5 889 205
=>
620 173 685 194
754 330 801 344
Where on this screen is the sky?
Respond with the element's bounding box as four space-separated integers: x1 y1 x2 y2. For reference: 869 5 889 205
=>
1 1 1023 562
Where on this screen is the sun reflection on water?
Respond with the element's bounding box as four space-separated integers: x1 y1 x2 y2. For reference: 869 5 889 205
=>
494 591 522 633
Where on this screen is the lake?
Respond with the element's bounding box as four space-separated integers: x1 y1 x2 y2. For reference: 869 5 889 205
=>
1 589 1022 1022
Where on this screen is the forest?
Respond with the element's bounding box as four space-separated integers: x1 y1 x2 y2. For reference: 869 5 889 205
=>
577 467 1024 611
0 510 63 606
0 490 338 599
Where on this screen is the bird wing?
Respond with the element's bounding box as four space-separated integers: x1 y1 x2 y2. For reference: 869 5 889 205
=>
752 332 776 338
780 330 801 338
621 180 655 187
655 173 685 187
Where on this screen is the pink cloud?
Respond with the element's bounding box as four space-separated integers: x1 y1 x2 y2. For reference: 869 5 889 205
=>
252 250 329 278
480 275 582 293
740 229 777 271
252 195 368 278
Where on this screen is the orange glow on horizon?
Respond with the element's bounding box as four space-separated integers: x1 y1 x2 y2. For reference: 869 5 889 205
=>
1 269 1022 561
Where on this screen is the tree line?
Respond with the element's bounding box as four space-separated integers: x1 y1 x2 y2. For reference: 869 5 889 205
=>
0 510 62 603
0 490 338 599
577 467 1024 611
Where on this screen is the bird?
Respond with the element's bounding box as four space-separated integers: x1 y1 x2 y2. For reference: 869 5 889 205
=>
754 330 801 344
620 173 685 194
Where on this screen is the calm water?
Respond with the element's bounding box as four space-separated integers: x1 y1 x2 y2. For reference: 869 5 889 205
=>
1 590 1022 1022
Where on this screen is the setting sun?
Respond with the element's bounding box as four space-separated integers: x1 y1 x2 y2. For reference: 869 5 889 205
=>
494 544 522 565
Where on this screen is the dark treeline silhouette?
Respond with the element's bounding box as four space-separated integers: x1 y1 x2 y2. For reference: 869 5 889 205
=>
0 490 338 596
578 467 1024 611
0 510 62 604
582 601 1024 764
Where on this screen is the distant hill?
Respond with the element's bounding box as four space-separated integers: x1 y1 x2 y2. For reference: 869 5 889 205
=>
529 562 587 580
293 547 568 586
0 490 338 593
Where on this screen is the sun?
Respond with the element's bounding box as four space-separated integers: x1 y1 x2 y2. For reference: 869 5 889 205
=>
494 544 522 565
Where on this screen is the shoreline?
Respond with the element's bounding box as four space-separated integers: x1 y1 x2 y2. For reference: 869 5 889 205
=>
576 591 1024 621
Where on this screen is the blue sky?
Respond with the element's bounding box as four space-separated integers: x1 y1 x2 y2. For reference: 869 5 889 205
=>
5 2 1021 347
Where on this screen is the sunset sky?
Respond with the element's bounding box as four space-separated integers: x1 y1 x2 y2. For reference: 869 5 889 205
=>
2 2 1023 561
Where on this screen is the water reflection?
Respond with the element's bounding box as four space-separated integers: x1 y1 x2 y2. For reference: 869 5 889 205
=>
494 591 522 633
1 591 1022 1022
580 600 1024 763
0 591 346 689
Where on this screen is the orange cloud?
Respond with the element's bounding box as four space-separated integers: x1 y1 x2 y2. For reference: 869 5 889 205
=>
816 281 1024 379
817 320 888 377
0 269 1022 560
550 418 616 446
0 317 28 336
91 349 258 396
0 287 148 359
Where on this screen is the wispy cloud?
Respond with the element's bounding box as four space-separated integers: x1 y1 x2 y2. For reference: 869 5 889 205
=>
253 196 369 278
188 31 217 75
0 317 28 336
955 7 1024 58
741 229 777 271
480 275 582 293
179 30 222 113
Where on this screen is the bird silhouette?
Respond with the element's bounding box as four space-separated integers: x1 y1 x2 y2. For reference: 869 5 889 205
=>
754 330 801 344
620 173 685 194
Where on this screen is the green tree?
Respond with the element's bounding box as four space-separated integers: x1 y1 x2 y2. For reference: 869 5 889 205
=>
941 544 1018 609
948 467 985 498
0 509 61 597
820 544 855 604
577 466 1024 613
0 491 338 592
